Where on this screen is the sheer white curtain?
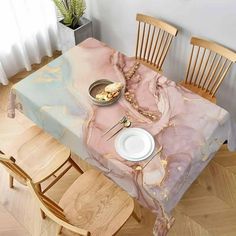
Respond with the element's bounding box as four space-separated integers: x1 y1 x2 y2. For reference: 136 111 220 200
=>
0 0 59 85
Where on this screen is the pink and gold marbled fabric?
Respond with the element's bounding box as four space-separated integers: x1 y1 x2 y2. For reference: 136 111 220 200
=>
8 38 236 235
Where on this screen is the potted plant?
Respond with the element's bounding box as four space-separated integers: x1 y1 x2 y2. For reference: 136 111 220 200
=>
53 0 93 53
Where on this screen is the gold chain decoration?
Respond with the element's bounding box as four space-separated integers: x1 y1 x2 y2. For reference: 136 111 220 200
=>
118 61 159 121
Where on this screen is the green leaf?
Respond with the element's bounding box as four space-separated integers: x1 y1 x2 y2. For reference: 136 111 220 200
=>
53 0 85 28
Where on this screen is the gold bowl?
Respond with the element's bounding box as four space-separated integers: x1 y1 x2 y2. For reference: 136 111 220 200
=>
88 79 122 106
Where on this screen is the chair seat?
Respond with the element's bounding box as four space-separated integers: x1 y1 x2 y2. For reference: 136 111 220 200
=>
180 81 216 103
59 169 134 236
1 126 70 183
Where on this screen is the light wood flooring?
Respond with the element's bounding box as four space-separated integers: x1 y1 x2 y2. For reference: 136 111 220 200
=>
0 54 236 236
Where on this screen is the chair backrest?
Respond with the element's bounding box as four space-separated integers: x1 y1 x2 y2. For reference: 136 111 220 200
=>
184 37 236 97
27 180 90 236
0 152 31 184
135 13 178 72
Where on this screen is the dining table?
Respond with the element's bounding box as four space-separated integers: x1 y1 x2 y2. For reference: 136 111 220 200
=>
8 37 236 235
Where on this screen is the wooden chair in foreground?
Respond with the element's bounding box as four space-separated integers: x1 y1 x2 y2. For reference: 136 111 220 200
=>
28 169 138 236
180 37 236 103
0 125 83 218
135 13 178 73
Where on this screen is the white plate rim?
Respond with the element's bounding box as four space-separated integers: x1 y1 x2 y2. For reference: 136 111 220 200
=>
116 129 152 158
114 128 155 162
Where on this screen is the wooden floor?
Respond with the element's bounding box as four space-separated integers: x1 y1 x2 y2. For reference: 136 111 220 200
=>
0 54 236 236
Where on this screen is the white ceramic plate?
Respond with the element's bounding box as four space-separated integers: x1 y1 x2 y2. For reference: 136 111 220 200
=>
115 128 155 162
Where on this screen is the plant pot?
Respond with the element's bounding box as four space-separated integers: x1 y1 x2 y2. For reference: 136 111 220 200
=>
58 17 93 53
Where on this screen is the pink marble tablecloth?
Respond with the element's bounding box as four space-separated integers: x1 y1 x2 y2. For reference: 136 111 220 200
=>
8 38 236 235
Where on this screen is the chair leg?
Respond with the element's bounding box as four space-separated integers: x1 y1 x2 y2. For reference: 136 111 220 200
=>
35 184 46 219
132 201 143 223
9 175 14 188
68 157 84 174
132 210 142 223
58 226 63 235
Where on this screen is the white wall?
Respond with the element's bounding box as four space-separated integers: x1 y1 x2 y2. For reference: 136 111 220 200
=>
85 0 236 121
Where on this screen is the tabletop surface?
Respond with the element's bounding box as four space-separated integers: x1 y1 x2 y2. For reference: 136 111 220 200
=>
9 38 235 234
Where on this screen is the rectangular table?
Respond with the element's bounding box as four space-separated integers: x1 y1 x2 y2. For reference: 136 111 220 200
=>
8 38 236 235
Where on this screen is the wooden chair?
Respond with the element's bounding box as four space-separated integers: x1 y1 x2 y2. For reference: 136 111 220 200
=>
135 13 178 73
180 37 236 103
0 125 83 218
28 169 138 236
